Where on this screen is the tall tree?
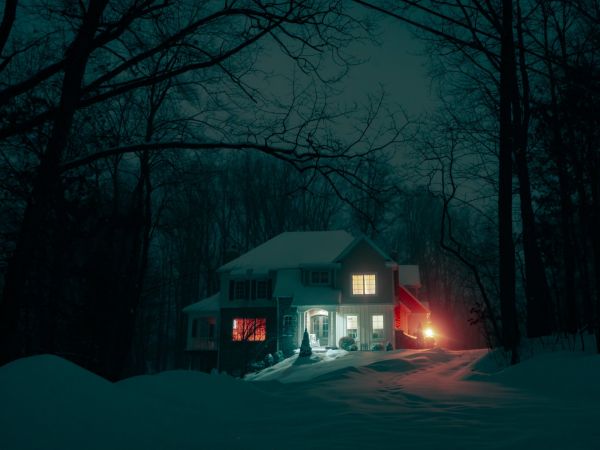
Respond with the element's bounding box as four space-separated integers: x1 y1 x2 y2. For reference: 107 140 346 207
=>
0 1 400 377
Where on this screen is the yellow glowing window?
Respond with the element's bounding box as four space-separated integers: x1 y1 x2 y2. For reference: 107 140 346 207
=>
232 318 266 341
352 274 376 295
372 315 384 338
346 315 358 339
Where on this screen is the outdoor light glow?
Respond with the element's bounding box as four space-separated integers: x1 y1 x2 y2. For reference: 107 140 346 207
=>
424 327 435 338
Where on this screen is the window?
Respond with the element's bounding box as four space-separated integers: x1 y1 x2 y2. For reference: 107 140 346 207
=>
346 315 358 339
352 274 376 295
232 318 266 341
282 315 293 335
322 317 329 338
208 321 215 339
311 314 329 339
256 280 268 299
234 281 247 300
310 270 330 285
372 315 384 339
192 317 216 339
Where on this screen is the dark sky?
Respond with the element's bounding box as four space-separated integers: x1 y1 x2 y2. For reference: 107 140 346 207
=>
345 16 436 116
253 11 436 119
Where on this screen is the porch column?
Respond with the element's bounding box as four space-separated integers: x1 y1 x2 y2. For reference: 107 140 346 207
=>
329 310 335 347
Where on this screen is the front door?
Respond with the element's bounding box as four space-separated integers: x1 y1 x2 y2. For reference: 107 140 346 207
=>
311 314 329 346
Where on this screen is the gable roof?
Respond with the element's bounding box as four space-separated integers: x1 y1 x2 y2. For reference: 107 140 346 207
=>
333 235 393 263
218 231 354 272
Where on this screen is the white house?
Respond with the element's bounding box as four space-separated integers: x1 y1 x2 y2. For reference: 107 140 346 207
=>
183 230 430 373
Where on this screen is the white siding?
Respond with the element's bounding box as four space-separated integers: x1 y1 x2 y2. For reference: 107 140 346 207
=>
337 304 394 350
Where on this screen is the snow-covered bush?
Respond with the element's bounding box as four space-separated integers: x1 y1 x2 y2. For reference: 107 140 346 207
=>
338 336 355 351
249 361 265 372
264 353 274 367
273 350 285 364
299 329 312 357
371 343 384 351
386 342 393 351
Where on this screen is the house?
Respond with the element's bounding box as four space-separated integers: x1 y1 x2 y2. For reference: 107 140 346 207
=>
183 231 431 374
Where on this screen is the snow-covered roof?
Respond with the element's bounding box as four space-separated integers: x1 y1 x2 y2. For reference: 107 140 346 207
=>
397 265 421 287
292 286 340 306
273 269 340 306
182 293 220 314
219 231 354 272
272 269 300 297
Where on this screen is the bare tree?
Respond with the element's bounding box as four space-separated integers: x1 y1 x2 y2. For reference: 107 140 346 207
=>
0 1 405 377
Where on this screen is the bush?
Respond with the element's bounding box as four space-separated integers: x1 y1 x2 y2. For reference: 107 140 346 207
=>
386 342 393 351
338 336 355 351
371 343 384 351
249 361 265 372
349 344 358 351
264 353 274 367
273 350 285 364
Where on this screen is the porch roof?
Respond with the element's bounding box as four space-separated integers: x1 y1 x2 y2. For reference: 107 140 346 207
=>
182 292 220 314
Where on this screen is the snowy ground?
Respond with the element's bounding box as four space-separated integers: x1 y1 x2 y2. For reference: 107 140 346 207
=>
1 346 599 449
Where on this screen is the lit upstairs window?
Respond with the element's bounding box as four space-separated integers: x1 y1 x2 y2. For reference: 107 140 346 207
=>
232 318 266 341
352 274 376 295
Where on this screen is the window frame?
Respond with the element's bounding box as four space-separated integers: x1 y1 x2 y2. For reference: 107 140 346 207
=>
233 281 247 300
255 280 271 299
232 318 267 342
372 314 384 339
191 317 216 340
282 315 293 336
346 315 358 339
310 270 330 285
352 273 377 295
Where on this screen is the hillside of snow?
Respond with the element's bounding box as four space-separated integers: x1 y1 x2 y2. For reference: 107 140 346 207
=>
1 347 599 449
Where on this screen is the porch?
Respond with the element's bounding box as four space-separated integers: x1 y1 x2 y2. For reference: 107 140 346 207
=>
297 305 395 351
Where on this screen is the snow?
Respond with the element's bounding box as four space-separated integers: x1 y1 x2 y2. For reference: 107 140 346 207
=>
273 269 341 305
182 292 220 314
218 230 354 272
1 347 599 449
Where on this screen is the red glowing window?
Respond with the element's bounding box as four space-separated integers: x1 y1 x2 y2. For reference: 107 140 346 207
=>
232 318 266 341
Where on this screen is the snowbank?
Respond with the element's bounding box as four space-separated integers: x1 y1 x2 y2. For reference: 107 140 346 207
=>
1 348 599 449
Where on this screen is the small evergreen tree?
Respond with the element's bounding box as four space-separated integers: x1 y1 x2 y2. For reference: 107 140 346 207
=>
299 328 312 357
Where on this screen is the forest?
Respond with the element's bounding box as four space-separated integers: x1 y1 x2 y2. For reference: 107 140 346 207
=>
0 0 598 380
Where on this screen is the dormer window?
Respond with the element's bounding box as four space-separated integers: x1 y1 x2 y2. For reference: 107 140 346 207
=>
229 279 271 301
256 280 268 299
234 281 247 300
310 270 330 285
352 274 376 295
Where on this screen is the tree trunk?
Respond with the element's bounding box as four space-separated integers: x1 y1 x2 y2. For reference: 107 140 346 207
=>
0 0 109 365
499 0 519 363
511 0 553 339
